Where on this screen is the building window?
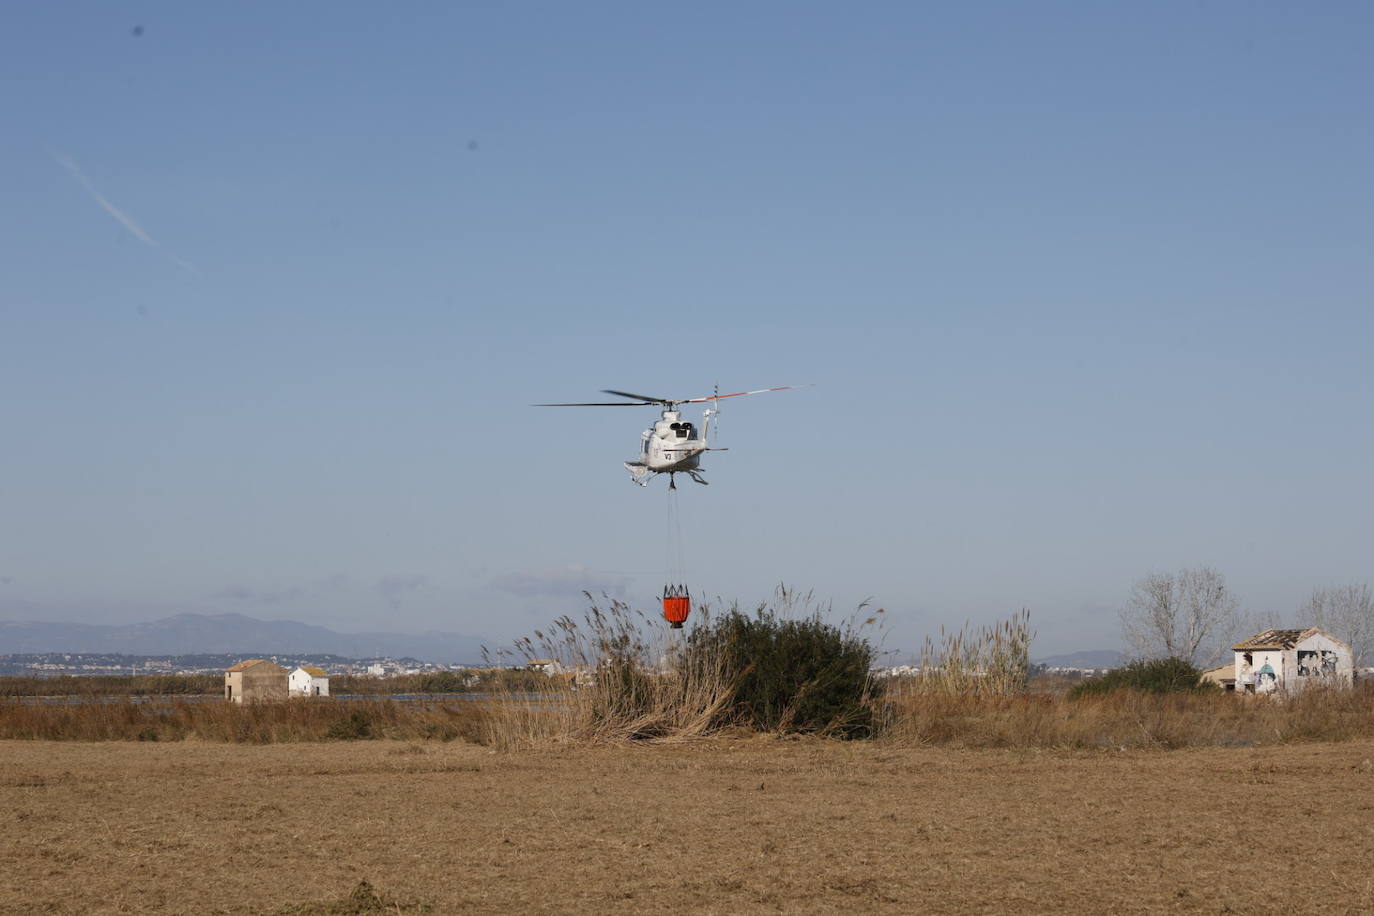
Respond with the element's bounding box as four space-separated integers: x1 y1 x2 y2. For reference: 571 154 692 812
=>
1298 651 1316 676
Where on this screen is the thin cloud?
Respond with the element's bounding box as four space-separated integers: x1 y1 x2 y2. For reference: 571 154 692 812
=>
376 575 430 609
213 584 305 605
211 574 354 606
54 152 197 273
491 564 628 599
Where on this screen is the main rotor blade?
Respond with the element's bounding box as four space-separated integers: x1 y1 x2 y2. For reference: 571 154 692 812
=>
679 384 813 404
600 389 672 405
533 384 812 408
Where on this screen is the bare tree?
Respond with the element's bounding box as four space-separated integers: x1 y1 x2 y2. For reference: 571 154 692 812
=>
1232 606 1286 647
1119 566 1240 666
1297 584 1373 669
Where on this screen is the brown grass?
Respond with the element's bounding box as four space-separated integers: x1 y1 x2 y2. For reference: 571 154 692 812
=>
0 674 220 697
327 669 546 696
0 670 546 698
4 737 1374 913
0 698 492 743
7 679 1374 752
882 680 1374 748
476 666 733 749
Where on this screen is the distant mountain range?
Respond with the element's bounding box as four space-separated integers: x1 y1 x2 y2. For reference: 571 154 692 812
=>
0 612 1123 670
0 613 487 665
1034 649 1123 668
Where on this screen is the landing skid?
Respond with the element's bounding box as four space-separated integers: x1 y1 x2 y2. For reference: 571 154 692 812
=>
623 462 707 488
667 470 709 490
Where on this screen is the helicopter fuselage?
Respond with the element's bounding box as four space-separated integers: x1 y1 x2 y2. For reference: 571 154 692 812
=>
623 410 710 483
534 384 808 488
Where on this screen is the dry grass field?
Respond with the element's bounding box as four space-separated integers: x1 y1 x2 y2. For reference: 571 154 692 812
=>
4 737 1374 914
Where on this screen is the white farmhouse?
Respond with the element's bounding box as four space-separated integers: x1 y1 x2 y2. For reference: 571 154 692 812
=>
527 659 566 676
288 666 331 697
1232 628 1352 694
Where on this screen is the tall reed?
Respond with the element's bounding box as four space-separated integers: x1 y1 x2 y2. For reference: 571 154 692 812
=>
0 674 220 697
883 680 1374 749
479 597 735 748
330 669 545 696
480 588 882 747
895 608 1034 696
0 697 492 743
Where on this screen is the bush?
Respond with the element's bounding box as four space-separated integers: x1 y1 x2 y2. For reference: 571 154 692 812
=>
482 590 883 745
1069 657 1215 698
325 710 375 740
687 605 879 737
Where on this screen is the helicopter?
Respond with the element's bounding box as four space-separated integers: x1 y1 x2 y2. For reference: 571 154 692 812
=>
534 385 809 488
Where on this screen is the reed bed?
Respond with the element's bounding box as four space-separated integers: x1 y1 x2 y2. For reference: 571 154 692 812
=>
882 680 1374 748
0 669 544 699
0 697 492 743
6 599 1373 751
906 608 1034 696
479 588 880 748
478 599 736 749
0 674 220 697
882 610 1374 747
5 678 1373 749
329 668 546 695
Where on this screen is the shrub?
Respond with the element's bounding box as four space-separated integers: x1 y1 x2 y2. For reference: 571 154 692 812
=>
685 603 879 737
324 710 375 740
1068 657 1215 698
484 589 882 745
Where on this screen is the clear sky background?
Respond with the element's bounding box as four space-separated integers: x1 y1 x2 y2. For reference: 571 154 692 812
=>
2 2 1370 659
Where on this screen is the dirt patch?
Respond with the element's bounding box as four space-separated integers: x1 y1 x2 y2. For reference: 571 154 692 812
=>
3 739 1373 913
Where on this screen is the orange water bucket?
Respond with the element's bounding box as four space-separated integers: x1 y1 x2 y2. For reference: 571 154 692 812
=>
662 585 691 628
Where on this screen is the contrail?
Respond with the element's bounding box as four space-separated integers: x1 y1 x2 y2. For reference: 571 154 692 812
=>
54 153 197 273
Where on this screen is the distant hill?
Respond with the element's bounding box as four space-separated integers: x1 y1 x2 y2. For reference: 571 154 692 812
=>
1034 649 1123 668
0 613 486 665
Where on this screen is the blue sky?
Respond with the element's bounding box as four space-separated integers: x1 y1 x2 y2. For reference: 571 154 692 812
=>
2 2 1371 658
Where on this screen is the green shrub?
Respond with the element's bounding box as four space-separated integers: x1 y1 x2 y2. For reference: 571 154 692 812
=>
487 590 883 744
325 710 375 740
687 606 878 737
1069 657 1216 698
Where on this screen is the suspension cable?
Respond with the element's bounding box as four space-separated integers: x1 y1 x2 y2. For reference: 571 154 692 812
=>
664 483 686 589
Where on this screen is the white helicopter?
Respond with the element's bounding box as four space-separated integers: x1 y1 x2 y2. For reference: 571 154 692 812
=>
534 385 809 488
